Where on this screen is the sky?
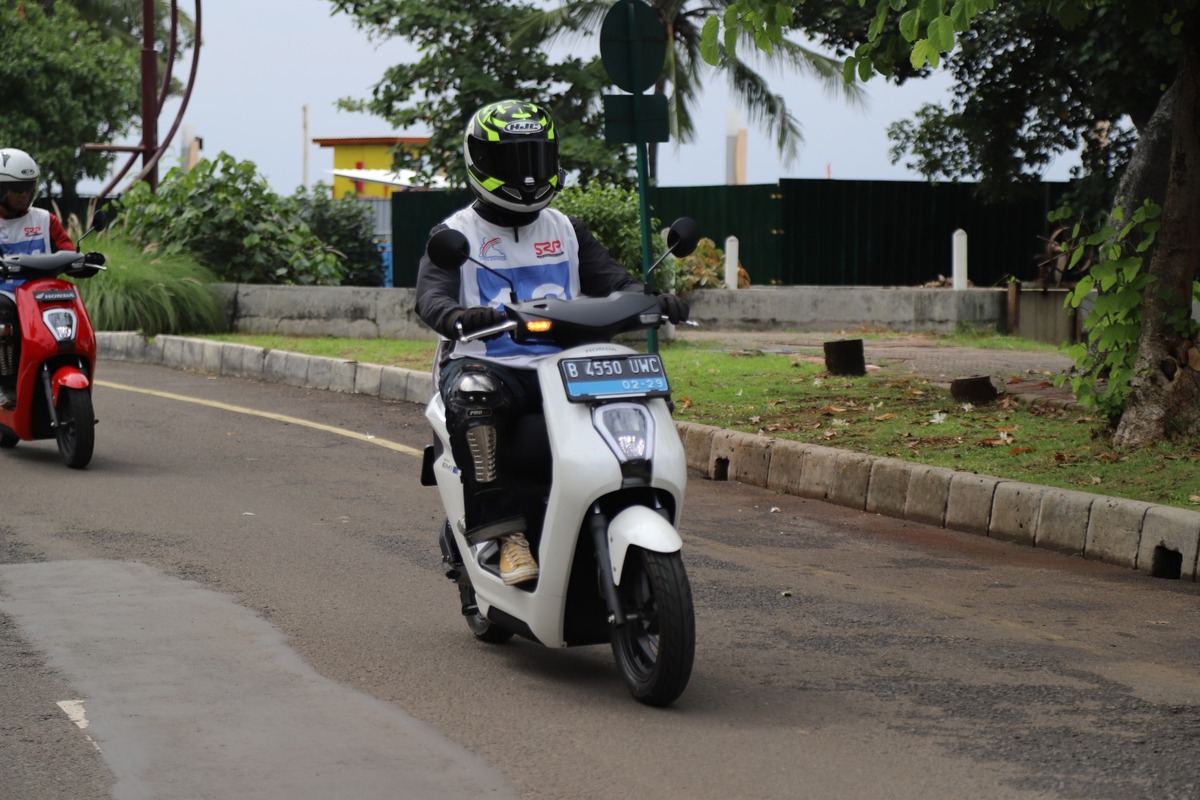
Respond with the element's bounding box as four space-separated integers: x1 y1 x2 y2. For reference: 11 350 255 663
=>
98 0 1077 196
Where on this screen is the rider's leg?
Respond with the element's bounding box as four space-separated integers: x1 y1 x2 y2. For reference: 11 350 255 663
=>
441 357 542 584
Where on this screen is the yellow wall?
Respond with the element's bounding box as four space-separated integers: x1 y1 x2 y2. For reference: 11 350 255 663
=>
329 144 396 200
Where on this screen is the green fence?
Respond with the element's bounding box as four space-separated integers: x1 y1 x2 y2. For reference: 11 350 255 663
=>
777 179 1067 287
388 180 1067 288
390 189 471 288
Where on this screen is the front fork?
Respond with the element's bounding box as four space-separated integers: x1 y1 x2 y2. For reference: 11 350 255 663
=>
40 359 90 429
588 497 675 630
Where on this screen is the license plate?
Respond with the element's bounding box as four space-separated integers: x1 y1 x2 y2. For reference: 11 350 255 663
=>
559 354 670 401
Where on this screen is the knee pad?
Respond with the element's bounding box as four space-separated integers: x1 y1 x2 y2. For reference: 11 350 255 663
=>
445 364 514 484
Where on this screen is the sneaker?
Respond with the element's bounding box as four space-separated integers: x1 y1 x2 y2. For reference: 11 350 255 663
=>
499 533 538 585
0 387 13 410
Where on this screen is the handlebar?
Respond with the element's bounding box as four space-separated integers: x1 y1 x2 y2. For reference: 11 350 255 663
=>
454 318 519 343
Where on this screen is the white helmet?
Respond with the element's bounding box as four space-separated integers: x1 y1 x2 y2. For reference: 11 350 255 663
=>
0 148 41 215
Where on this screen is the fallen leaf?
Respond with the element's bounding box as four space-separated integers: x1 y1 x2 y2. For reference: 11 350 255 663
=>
1010 447 1034 455
823 405 847 414
873 413 895 421
975 438 1007 447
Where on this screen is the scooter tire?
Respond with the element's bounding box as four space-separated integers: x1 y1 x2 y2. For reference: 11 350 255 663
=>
610 547 695 707
442 520 514 645
55 387 95 469
466 599 515 644
0 431 17 449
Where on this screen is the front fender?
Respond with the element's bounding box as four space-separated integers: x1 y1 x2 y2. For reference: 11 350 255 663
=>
608 505 682 585
50 366 90 405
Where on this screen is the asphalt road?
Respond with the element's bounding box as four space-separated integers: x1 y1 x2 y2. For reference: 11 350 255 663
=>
1 361 1198 800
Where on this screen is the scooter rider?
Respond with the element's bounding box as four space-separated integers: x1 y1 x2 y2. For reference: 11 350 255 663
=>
416 99 690 586
0 147 75 409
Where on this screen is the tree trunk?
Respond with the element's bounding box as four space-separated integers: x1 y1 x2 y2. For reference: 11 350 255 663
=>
1113 14 1200 447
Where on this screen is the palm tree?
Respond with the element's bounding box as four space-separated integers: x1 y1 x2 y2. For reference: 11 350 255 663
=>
525 0 865 180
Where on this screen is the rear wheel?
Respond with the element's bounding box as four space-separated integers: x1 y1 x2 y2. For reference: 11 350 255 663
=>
55 388 94 469
0 431 17 449
610 547 695 707
464 589 515 644
441 520 513 644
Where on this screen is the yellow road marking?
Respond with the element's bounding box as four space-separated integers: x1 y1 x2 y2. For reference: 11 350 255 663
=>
96 380 423 457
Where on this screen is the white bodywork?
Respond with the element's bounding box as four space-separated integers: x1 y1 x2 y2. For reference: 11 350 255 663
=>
426 341 687 648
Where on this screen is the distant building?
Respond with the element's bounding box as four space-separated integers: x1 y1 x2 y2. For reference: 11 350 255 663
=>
312 136 447 198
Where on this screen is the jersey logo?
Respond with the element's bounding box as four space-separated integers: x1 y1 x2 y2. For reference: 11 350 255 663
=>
23 226 44 237
534 240 563 258
479 237 506 261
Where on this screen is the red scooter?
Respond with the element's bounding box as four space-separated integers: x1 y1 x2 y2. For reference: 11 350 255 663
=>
0 213 107 468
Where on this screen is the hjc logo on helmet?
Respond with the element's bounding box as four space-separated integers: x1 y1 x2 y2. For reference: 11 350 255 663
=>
504 121 544 134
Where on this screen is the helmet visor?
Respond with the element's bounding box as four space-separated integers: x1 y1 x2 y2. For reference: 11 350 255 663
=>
470 138 558 188
2 179 37 195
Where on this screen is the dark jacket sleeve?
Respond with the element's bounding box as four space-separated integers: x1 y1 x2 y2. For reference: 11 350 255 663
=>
414 222 465 339
570 216 642 297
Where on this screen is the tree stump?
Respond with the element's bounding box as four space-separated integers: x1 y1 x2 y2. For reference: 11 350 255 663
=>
823 339 865 376
950 375 999 404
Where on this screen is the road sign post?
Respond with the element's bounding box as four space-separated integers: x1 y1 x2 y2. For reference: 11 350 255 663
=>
600 0 669 351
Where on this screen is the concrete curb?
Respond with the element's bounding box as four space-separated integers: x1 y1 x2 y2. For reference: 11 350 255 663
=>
99 333 1200 583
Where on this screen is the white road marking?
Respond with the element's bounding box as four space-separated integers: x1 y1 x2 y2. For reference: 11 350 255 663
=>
56 699 102 751
96 380 423 457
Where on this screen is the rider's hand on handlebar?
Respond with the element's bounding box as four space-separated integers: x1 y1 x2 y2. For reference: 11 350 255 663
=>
658 294 689 324
83 252 106 266
455 306 507 340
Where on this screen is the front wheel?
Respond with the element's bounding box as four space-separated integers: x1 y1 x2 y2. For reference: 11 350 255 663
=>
610 547 695 707
55 387 95 469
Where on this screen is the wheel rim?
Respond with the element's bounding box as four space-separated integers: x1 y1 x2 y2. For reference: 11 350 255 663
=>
616 560 661 681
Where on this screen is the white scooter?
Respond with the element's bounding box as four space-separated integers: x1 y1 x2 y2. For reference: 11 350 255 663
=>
420 218 700 707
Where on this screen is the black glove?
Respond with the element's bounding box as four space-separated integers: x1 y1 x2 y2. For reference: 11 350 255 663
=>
658 294 689 324
83 252 106 266
452 306 507 340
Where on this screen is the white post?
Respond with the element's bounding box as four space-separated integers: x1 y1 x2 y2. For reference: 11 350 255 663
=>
302 104 310 190
724 236 740 289
952 229 968 289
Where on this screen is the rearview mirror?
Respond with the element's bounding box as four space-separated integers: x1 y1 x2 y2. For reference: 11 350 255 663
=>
426 228 470 271
666 217 700 259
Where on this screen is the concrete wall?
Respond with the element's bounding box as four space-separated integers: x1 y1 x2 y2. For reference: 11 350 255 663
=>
682 286 1007 334
217 284 1032 340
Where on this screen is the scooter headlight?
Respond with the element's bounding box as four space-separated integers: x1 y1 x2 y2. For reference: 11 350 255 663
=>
593 403 654 463
42 308 78 342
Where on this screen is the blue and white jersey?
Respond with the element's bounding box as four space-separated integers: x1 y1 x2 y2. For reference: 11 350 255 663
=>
0 207 56 256
442 205 582 369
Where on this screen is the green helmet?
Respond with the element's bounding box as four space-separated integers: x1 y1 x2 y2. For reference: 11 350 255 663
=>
464 100 562 213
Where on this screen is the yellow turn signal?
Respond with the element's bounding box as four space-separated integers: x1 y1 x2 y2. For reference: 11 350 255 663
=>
525 319 553 334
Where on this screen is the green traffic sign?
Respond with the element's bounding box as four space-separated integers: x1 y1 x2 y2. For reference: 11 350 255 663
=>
603 94 670 143
599 0 667 94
